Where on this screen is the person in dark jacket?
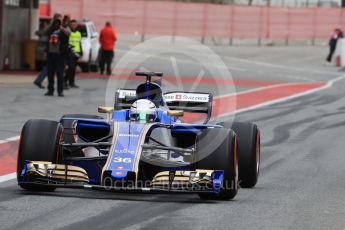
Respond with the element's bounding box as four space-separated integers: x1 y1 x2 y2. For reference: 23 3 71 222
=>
326 28 343 63
44 18 70 97
33 14 61 89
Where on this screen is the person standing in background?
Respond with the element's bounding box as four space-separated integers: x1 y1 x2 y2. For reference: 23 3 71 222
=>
60 15 71 89
99 21 117 76
34 66 47 89
326 28 343 64
45 18 70 97
64 19 83 89
33 14 62 89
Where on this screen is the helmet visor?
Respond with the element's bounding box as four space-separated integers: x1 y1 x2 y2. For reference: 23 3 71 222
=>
131 113 156 123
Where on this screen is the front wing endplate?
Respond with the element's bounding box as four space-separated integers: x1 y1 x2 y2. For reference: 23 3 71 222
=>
19 161 89 184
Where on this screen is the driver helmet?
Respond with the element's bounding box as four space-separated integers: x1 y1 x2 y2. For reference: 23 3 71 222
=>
130 99 157 123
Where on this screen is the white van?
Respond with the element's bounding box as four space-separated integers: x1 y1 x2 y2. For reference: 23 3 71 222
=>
77 19 100 72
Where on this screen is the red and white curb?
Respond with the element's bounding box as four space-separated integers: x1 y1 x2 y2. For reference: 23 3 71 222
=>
0 136 19 183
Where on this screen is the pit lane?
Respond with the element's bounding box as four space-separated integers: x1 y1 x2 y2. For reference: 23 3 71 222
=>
1 45 344 230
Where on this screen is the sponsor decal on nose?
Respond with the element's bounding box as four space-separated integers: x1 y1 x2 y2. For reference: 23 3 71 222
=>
114 148 135 154
119 133 139 137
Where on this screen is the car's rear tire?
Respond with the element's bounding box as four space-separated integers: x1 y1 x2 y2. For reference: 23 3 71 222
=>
195 128 238 200
60 114 104 157
218 122 260 188
17 119 62 191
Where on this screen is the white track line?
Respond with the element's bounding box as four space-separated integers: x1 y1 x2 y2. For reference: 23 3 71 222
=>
215 82 309 100
212 73 345 120
0 136 20 144
5 136 20 142
0 173 16 183
1 74 345 184
224 56 341 76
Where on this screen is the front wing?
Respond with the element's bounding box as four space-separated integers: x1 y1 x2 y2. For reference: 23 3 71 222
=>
19 161 224 194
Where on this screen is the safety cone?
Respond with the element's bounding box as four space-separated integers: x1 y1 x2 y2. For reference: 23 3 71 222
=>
3 56 10 70
336 55 341 67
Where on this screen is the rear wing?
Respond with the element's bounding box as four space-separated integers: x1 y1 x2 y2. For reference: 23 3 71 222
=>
114 89 136 110
114 89 213 123
164 92 213 124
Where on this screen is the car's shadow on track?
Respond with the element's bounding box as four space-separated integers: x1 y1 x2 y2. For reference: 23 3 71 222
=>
4 186 235 204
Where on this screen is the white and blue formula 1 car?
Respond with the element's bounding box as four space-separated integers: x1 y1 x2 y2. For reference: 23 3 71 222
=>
17 72 260 200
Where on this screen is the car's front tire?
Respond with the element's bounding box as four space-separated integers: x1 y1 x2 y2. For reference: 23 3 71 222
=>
195 128 238 200
17 119 62 191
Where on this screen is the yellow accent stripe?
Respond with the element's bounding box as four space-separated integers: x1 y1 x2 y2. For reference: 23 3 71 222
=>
133 124 154 183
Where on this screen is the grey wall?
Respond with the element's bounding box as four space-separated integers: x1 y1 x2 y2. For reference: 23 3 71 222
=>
0 1 39 70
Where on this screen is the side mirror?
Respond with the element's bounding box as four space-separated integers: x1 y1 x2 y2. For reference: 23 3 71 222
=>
98 106 113 114
167 110 184 117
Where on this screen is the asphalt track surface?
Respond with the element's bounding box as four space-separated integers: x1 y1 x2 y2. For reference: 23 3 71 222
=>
1 44 345 230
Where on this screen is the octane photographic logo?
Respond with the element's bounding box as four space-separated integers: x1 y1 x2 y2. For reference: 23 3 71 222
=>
105 36 237 165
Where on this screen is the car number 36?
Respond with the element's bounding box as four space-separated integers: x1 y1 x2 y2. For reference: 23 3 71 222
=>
113 157 132 163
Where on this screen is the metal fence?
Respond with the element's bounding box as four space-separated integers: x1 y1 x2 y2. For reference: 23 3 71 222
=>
49 0 345 44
